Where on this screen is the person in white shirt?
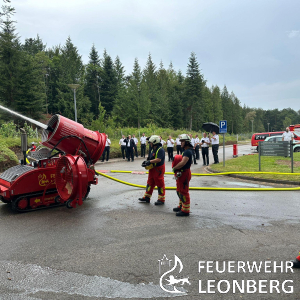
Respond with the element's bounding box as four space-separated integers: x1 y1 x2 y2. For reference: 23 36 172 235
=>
140 133 147 158
282 127 294 142
101 134 111 162
125 135 135 162
194 134 200 160
133 134 138 157
175 135 182 154
189 134 197 165
119 135 127 159
160 136 166 146
211 131 219 164
166 135 175 161
200 132 211 166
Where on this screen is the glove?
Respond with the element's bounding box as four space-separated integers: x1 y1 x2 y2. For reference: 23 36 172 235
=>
172 167 176 173
142 160 151 167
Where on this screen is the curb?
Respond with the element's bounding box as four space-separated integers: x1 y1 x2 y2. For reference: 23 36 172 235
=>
206 168 300 186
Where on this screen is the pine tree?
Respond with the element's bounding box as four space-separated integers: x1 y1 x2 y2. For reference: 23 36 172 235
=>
211 85 223 123
184 52 203 130
16 52 47 119
221 86 233 133
143 53 157 119
22 35 46 55
167 64 184 129
127 58 150 128
100 49 117 115
0 19 21 111
55 37 92 124
84 44 101 118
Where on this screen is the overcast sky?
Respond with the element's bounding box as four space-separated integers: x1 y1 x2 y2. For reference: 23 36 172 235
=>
12 0 300 111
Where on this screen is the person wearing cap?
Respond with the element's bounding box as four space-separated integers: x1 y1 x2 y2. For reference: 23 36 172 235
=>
30 142 37 152
172 134 193 216
139 135 166 205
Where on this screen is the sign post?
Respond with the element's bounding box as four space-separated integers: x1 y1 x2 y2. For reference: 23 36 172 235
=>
219 120 227 167
258 141 293 172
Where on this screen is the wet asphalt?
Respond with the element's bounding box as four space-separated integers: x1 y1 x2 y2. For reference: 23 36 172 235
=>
0 144 299 299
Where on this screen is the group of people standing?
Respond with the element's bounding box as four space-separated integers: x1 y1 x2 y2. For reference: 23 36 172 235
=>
102 131 220 165
167 132 220 166
119 133 148 162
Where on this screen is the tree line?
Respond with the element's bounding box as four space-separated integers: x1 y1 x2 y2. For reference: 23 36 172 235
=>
0 1 299 134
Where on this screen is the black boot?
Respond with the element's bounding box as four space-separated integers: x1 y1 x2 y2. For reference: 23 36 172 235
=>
176 211 189 217
154 200 164 205
138 197 150 203
292 259 300 268
173 206 181 212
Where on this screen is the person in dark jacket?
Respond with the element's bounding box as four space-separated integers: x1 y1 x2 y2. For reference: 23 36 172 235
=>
125 135 135 162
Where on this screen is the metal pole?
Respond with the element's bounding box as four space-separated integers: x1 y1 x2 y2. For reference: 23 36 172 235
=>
267 123 270 132
74 88 77 122
291 141 294 173
223 133 225 167
259 141 261 171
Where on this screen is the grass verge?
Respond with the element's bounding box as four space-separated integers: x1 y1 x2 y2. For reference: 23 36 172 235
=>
209 153 300 182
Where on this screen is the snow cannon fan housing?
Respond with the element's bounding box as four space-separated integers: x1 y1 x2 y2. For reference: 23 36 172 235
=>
55 155 97 208
42 115 106 164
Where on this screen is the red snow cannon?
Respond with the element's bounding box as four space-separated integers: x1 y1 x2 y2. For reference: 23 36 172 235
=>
0 106 106 212
42 115 106 164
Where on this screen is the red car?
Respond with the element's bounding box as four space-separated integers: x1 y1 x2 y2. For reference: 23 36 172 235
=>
251 127 300 151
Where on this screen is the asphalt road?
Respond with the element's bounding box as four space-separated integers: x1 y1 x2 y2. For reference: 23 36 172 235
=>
0 144 299 300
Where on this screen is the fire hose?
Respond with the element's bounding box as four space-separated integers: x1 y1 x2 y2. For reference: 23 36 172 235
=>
95 170 300 191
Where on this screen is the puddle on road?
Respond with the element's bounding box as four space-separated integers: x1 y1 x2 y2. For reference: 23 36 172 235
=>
0 261 185 299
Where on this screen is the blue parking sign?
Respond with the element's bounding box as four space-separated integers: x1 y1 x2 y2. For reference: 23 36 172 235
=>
219 120 227 133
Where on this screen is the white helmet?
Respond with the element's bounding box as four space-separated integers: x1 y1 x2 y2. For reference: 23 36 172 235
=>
149 135 161 145
179 134 191 142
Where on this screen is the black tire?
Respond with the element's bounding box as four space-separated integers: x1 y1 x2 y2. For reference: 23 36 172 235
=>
294 147 300 152
83 185 91 201
12 196 29 213
54 195 63 204
66 199 74 209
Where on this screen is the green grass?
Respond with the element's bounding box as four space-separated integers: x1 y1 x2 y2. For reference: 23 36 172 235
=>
0 140 19 164
210 153 300 181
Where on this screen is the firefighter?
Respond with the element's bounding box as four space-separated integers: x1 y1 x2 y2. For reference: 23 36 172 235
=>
138 135 165 205
30 142 37 152
291 251 300 268
172 134 193 216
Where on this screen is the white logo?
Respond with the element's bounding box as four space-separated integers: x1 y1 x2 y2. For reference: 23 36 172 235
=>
158 255 190 294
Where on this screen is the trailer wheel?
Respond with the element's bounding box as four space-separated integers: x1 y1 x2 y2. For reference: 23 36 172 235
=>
66 199 74 209
54 195 63 204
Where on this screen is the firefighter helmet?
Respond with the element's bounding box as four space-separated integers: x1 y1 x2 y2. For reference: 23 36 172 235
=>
179 134 191 142
148 135 161 145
